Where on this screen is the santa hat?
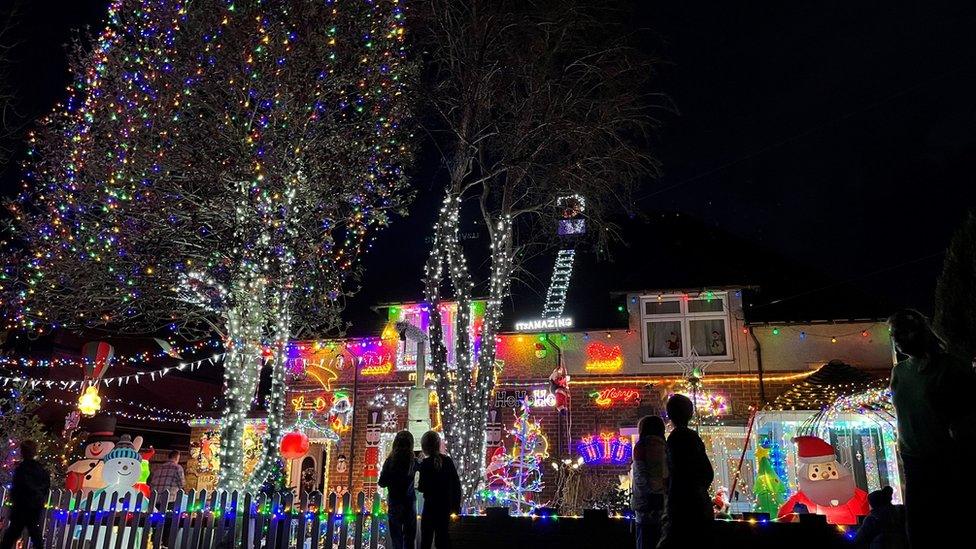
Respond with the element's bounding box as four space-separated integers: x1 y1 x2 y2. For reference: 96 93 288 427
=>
793 436 836 462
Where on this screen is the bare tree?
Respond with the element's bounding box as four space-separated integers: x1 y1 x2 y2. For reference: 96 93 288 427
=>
0 1 24 170
413 0 659 501
4 0 413 491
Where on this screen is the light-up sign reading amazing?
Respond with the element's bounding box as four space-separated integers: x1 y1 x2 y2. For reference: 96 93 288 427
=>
513 316 573 332
590 387 641 408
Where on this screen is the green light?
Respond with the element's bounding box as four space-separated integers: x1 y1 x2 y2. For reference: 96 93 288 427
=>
772 328 780 335
617 305 625 312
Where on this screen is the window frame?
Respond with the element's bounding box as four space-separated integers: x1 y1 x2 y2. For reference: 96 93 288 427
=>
639 292 734 363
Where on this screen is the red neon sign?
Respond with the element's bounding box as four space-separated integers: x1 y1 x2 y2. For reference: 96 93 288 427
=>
590 387 641 407
585 342 623 372
359 350 394 376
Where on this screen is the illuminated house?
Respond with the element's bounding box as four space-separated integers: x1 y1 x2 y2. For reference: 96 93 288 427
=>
210 286 896 516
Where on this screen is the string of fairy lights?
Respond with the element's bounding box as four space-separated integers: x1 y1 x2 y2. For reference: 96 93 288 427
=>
0 355 219 390
0 339 222 369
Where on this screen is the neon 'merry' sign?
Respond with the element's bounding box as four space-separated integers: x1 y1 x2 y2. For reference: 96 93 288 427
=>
590 387 641 407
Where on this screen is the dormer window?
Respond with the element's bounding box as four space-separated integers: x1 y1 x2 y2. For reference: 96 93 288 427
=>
639 292 733 362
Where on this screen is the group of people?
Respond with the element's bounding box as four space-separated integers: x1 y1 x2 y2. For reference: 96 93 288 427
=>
625 309 976 549
630 394 715 549
378 430 463 549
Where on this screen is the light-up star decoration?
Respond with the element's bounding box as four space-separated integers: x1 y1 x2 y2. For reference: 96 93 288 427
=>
675 349 714 429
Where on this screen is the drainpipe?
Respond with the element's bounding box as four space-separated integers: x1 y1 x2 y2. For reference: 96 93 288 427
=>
748 326 767 405
544 333 567 457
346 349 359 491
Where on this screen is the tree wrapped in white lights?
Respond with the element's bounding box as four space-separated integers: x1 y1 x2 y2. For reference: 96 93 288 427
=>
4 0 413 491
414 0 658 501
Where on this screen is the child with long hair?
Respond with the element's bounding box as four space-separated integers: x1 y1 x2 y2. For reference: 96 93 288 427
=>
417 431 462 549
378 431 419 549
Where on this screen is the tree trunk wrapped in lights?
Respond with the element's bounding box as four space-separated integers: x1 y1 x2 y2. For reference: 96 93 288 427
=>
415 0 657 504
5 0 414 492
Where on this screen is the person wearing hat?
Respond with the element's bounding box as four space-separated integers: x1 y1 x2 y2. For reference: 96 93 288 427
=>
776 435 869 525
65 415 117 495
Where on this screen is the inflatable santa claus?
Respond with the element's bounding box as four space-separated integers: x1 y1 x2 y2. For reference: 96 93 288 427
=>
777 436 869 525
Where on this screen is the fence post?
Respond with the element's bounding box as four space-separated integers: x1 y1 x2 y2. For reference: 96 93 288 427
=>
294 492 308 549
139 490 160 549
87 491 109 547
251 492 269 549
308 491 323 549
338 492 351 548
353 492 366 549
368 494 382 549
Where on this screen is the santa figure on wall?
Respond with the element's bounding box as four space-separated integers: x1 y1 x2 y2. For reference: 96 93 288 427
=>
777 436 869 525
548 364 570 413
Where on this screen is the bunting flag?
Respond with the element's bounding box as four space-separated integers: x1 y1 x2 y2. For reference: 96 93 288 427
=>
0 353 224 389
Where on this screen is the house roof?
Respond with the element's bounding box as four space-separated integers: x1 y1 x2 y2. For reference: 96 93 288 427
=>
766 360 889 411
343 211 894 334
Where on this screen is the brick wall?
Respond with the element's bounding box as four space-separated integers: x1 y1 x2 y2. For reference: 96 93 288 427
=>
270 356 891 504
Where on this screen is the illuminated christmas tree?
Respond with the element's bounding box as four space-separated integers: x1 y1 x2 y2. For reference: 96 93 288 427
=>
754 444 788 516
484 399 549 514
5 0 413 491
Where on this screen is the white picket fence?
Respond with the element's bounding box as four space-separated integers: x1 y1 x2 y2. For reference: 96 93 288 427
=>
0 487 390 549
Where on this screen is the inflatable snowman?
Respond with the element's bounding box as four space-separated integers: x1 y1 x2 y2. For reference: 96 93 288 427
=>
65 415 117 496
96 434 150 509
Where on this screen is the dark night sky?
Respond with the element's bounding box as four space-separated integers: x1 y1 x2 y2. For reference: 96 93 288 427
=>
2 0 975 330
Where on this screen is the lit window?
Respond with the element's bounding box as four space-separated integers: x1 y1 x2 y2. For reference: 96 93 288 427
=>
639 293 732 362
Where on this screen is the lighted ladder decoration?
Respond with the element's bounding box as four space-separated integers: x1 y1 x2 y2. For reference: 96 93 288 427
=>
542 249 576 318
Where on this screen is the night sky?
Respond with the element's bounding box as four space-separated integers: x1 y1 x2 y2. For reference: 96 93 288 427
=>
2 0 975 330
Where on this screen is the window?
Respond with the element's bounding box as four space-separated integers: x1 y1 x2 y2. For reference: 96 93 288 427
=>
639 293 732 362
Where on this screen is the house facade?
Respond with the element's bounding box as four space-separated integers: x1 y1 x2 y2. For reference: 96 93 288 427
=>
186 287 897 512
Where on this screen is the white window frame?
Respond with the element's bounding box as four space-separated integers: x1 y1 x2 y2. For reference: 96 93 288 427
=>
639 292 733 363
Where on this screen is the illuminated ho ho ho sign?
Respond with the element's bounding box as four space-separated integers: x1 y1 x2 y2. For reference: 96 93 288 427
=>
513 316 573 332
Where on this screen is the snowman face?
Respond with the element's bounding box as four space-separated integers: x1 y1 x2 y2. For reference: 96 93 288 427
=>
103 457 141 486
86 441 115 459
